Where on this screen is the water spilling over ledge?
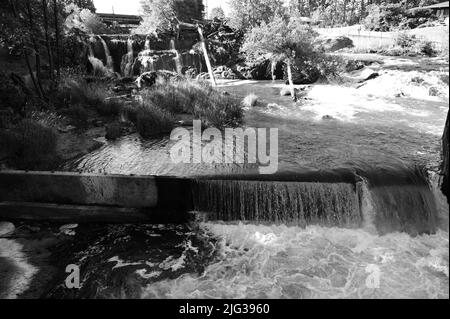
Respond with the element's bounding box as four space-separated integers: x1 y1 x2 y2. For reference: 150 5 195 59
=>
87 34 205 77
191 166 441 236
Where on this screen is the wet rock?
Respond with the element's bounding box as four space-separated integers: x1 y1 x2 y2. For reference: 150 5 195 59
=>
135 71 158 89
235 58 283 80
92 119 104 127
429 87 440 96
316 36 354 52
280 87 301 97
0 222 15 237
345 60 365 72
357 68 379 83
322 115 335 120
59 224 78 236
58 125 76 133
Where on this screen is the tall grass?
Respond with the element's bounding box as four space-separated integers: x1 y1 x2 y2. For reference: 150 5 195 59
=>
0 119 58 170
54 78 122 117
122 103 175 138
141 80 244 129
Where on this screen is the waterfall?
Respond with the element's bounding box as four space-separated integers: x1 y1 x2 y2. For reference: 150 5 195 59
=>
87 39 112 77
121 37 135 77
192 180 362 228
97 36 114 72
170 39 183 74
191 167 440 235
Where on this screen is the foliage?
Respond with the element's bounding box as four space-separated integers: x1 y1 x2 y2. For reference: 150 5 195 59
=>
210 7 226 20
53 77 123 118
242 16 318 64
0 72 27 113
0 119 58 169
198 19 244 66
141 79 243 129
125 103 174 138
394 32 438 57
418 40 437 57
396 33 418 48
228 0 286 31
64 3 107 34
136 0 205 34
364 1 438 31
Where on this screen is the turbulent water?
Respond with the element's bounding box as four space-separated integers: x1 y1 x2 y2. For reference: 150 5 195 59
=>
142 223 449 299
4 67 447 299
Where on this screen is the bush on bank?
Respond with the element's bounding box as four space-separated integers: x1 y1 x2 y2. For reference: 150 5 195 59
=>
0 119 58 170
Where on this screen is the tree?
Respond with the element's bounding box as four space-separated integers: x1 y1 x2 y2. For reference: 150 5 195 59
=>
136 0 205 34
210 7 225 20
228 0 286 31
442 111 449 204
241 16 317 101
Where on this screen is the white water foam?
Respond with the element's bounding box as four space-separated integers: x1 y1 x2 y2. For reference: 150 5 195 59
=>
0 239 39 299
142 223 449 299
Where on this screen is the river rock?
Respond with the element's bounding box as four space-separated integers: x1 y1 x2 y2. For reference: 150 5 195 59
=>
316 36 354 52
429 87 440 96
59 224 78 236
0 222 15 237
280 87 300 96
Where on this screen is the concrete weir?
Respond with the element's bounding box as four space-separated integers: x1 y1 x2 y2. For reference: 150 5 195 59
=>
0 171 192 223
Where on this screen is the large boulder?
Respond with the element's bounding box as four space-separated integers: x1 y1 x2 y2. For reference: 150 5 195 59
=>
283 63 321 85
0 222 15 237
235 58 283 80
316 36 354 52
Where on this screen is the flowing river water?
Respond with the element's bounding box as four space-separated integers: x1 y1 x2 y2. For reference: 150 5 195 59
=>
48 77 449 299
1 59 449 298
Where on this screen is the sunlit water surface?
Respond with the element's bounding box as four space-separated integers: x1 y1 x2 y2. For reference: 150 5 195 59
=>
9 79 448 299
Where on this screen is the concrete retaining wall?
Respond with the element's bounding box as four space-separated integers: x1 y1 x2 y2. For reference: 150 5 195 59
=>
0 171 193 222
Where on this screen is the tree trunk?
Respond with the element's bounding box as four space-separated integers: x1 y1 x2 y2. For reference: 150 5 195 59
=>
42 0 54 82
26 0 45 98
24 50 42 99
53 0 61 79
271 60 276 81
197 25 217 86
441 111 449 204
286 59 297 102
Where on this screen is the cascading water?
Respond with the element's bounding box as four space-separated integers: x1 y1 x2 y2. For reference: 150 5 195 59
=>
52 74 448 299
192 180 362 228
121 37 135 77
191 167 440 236
87 38 112 77
97 35 115 72
170 39 183 74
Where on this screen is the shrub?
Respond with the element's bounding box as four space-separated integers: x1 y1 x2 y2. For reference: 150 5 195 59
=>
96 99 123 117
418 41 437 57
141 79 244 129
54 77 124 118
193 93 243 129
53 78 106 108
105 122 122 140
61 104 89 124
135 104 175 138
0 72 26 114
396 33 418 49
0 119 58 170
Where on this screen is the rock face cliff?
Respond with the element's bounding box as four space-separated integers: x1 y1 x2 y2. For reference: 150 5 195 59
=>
442 111 449 204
